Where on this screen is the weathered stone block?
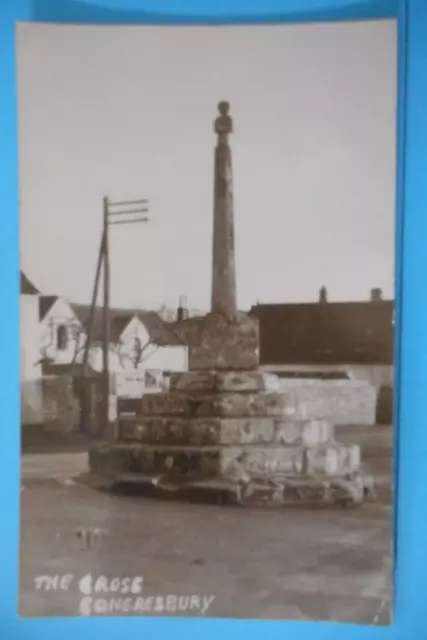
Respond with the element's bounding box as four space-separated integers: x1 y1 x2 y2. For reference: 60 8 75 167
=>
89 442 133 475
140 392 191 416
305 443 361 476
216 371 280 393
89 442 219 478
196 392 291 418
89 442 306 480
121 416 277 446
221 445 304 478
120 415 334 448
220 417 274 444
139 390 297 418
275 419 333 446
175 312 259 370
168 371 217 394
168 370 280 394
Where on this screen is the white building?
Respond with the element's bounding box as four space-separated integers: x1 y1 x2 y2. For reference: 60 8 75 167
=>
71 306 188 397
20 272 43 425
39 295 86 366
22 284 189 417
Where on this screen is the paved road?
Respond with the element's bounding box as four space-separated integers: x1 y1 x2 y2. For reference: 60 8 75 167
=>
21 451 89 481
20 452 393 623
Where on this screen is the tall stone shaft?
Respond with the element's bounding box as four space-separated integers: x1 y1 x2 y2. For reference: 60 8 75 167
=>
211 101 237 317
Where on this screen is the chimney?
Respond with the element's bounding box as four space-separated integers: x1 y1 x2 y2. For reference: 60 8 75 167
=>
319 286 328 303
370 288 383 302
177 295 188 322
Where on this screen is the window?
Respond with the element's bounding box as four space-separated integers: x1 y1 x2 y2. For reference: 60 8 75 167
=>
56 324 68 351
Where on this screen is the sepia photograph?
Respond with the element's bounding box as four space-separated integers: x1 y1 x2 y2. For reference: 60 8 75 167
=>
18 20 396 624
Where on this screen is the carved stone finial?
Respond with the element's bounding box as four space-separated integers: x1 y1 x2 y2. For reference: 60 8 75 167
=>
215 101 233 144
218 101 230 116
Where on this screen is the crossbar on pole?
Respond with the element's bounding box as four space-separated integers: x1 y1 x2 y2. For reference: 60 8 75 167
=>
108 199 149 207
109 217 149 226
108 207 149 216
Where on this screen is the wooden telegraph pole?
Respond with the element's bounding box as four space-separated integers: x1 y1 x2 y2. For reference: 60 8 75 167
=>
82 232 105 375
102 196 111 431
83 196 149 436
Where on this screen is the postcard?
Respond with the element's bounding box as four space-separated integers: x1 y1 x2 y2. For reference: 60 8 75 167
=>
17 20 396 624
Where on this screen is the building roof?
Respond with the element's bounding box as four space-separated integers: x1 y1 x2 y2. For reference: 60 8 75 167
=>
70 304 184 347
249 300 394 366
20 272 39 295
39 295 59 321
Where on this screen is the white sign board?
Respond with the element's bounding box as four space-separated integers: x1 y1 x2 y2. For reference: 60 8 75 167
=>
115 371 146 398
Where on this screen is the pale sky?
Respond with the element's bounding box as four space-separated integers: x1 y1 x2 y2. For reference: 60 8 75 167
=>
17 20 397 311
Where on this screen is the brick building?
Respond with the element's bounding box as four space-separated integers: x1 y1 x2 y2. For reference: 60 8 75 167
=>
249 288 394 388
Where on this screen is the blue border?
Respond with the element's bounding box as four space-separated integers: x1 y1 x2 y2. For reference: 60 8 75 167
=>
1 0 425 638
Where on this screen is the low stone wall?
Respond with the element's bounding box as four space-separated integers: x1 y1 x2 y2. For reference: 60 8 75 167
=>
277 379 376 426
21 379 43 426
41 374 106 436
73 376 105 436
42 375 80 433
21 375 108 451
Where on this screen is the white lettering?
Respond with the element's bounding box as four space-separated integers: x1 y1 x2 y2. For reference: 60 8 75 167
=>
34 576 51 590
134 597 145 612
34 574 72 592
34 575 75 591
122 598 133 613
154 596 164 612
77 574 144 596
190 595 201 610
77 593 215 617
59 574 73 591
50 576 59 590
93 598 109 614
79 597 93 616
178 595 189 611
201 595 215 614
108 598 123 613
120 577 131 594
109 577 121 593
130 576 144 594
94 576 109 593
78 573 93 595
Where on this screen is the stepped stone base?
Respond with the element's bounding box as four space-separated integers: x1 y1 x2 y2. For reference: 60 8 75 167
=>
139 390 313 419
88 369 371 508
87 441 366 507
119 416 333 446
89 441 361 478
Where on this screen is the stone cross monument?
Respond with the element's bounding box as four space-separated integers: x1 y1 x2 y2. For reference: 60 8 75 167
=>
88 102 371 508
